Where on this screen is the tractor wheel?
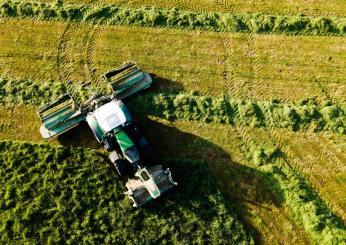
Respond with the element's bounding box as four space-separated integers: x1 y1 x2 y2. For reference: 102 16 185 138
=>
103 137 115 152
138 138 152 159
114 159 129 177
109 151 130 176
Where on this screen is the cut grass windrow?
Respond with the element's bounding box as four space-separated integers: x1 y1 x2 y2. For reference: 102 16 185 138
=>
0 140 254 244
1 77 346 135
20 0 346 17
1 0 345 36
131 92 346 135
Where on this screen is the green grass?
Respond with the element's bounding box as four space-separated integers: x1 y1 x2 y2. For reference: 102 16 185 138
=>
1 101 345 243
223 33 346 106
266 129 346 222
1 0 346 35
1 7 346 244
0 140 253 244
237 129 346 244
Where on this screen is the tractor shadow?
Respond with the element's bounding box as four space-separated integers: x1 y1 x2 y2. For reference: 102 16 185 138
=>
57 115 284 243
149 73 184 93
140 117 284 243
57 122 101 149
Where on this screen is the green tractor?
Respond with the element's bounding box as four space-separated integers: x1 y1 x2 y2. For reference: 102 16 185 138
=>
37 62 177 207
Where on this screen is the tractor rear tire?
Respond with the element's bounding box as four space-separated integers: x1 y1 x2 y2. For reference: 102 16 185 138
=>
114 159 129 177
109 151 130 176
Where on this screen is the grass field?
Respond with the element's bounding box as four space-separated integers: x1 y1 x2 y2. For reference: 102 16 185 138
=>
0 1 346 244
1 19 346 106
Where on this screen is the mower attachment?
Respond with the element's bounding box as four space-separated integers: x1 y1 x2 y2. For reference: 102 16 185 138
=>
103 62 152 100
37 93 86 138
125 166 177 207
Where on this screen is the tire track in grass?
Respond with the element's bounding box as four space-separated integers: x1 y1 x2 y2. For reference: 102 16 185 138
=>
279 132 346 223
244 34 289 157
221 32 308 244
81 0 111 94
221 31 277 244
56 0 107 103
56 22 79 95
306 133 346 221
312 71 346 110
222 33 241 98
56 21 96 104
83 23 111 94
222 31 346 243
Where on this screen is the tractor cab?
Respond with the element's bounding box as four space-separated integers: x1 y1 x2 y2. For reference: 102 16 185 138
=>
86 99 132 144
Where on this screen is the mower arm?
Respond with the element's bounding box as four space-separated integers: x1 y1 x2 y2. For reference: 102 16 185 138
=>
103 61 152 100
37 93 86 138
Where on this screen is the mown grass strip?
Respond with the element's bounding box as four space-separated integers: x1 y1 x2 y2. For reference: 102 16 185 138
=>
0 140 254 244
242 141 346 244
1 77 345 135
0 0 345 36
225 127 346 244
131 92 346 135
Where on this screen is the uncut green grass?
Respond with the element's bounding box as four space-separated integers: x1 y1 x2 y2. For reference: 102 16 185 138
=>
0 114 312 244
17 0 346 17
0 140 253 244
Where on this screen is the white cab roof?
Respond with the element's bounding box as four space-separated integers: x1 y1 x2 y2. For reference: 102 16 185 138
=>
95 101 126 132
